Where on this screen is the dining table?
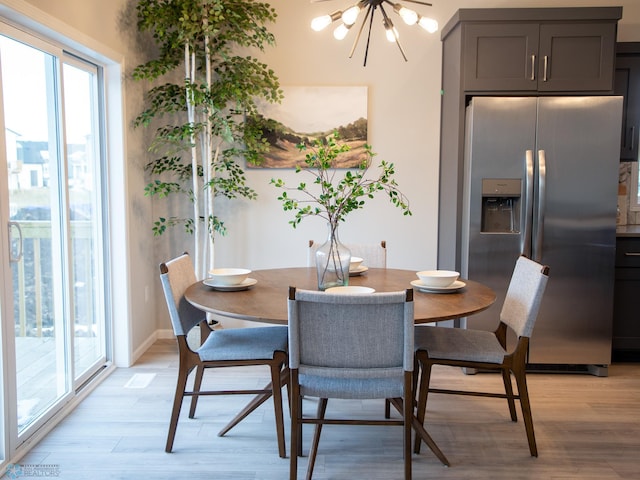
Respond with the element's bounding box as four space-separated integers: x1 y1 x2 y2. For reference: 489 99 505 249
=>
183 266 496 466
184 267 496 325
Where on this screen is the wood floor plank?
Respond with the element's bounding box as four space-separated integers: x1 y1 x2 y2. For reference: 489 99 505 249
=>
14 339 640 479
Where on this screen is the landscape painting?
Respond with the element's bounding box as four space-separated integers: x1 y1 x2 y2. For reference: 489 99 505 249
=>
248 86 368 168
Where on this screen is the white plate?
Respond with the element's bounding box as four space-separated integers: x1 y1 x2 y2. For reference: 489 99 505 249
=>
410 279 466 293
349 265 369 276
203 278 257 291
325 286 375 294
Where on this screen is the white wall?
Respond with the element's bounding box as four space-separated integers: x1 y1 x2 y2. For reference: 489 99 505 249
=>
13 0 640 350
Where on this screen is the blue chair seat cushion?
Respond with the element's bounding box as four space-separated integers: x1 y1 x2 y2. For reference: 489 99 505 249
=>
299 374 404 399
197 326 288 362
415 326 507 364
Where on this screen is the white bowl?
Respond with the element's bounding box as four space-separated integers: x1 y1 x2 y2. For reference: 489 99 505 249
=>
207 268 251 286
325 286 375 294
416 270 459 288
349 256 364 271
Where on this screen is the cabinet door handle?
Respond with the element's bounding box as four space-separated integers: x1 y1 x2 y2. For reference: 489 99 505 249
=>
530 54 536 81
624 252 640 256
543 55 548 82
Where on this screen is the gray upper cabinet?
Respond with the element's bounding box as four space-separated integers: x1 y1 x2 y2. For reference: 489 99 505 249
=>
449 8 622 94
463 23 540 92
538 22 616 92
615 43 640 162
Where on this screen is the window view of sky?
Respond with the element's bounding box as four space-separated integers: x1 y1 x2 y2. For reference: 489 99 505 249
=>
1 35 91 144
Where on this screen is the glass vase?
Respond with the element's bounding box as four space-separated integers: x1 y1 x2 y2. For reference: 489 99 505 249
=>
315 222 351 290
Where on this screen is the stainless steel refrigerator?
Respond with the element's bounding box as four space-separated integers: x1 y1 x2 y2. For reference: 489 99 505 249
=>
460 96 622 375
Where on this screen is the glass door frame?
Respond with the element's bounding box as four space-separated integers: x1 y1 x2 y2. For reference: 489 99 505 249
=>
0 20 111 459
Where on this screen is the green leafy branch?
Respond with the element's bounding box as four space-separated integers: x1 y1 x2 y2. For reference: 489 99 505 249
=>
270 132 412 229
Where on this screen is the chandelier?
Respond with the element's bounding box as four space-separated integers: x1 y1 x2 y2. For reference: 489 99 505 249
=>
310 0 438 66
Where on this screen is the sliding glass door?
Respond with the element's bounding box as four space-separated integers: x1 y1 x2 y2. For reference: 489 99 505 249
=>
0 24 108 446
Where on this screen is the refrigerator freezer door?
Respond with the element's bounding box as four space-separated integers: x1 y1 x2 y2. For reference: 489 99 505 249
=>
462 97 537 332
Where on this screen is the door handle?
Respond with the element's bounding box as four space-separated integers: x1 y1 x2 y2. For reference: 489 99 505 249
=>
543 55 549 82
522 150 534 257
8 221 23 263
533 150 546 262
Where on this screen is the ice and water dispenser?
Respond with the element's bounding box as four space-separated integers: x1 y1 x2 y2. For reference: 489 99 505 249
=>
481 179 521 233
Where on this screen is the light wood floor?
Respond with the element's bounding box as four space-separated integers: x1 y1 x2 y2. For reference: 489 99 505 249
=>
16 339 640 479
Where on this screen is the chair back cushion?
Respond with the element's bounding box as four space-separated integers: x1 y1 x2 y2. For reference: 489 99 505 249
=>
307 241 386 268
500 256 549 338
346 242 387 268
288 289 413 378
160 253 206 336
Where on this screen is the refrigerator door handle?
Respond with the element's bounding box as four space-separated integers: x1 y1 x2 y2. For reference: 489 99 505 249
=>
533 149 547 262
522 150 534 257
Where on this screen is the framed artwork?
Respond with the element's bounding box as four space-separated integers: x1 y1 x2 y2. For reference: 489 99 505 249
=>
249 85 368 168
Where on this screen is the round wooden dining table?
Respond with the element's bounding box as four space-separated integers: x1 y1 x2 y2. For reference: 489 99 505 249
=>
185 267 496 324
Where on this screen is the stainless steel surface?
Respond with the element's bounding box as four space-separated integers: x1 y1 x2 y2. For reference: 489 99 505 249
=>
461 96 622 367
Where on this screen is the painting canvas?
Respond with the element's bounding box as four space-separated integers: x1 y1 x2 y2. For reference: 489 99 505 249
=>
249 86 368 168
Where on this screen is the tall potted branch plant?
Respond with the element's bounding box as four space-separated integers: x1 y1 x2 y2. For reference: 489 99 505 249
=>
133 0 282 278
271 132 412 290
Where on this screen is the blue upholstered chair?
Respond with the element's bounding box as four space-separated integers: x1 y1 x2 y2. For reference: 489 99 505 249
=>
159 253 289 456
414 255 549 458
287 287 448 480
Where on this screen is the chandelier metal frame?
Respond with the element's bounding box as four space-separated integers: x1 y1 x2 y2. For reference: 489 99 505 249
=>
310 0 437 66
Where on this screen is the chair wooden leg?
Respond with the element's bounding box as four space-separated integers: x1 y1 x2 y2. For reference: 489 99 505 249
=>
403 373 413 480
412 357 420 408
513 366 538 457
410 414 450 466
297 398 304 457
290 371 301 480
165 367 189 453
305 398 328 480
270 361 287 458
218 389 273 437
501 367 518 422
281 367 291 414
218 359 288 457
188 365 204 418
413 354 432 455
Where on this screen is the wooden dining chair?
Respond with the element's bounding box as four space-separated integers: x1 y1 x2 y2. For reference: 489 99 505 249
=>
287 286 448 480
159 253 289 456
307 239 387 268
413 255 549 458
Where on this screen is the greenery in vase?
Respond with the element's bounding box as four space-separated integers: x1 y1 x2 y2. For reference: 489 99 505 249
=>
271 132 412 286
271 132 412 228
132 0 282 278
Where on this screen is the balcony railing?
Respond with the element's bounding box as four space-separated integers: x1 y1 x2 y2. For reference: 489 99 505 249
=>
12 219 94 338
